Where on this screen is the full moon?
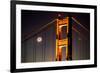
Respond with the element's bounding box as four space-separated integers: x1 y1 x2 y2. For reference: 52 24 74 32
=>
37 37 42 43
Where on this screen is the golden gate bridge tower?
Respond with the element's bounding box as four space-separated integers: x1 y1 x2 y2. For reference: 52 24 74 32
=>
56 14 72 61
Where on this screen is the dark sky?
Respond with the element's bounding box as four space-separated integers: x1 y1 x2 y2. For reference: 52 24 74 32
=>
21 10 90 62
21 10 90 40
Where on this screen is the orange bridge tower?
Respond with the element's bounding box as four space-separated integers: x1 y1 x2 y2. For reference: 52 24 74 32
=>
56 15 72 61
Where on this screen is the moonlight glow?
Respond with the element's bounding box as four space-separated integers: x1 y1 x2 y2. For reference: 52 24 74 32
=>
37 37 42 43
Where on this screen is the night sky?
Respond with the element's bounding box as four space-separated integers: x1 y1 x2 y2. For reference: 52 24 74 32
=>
21 10 90 62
